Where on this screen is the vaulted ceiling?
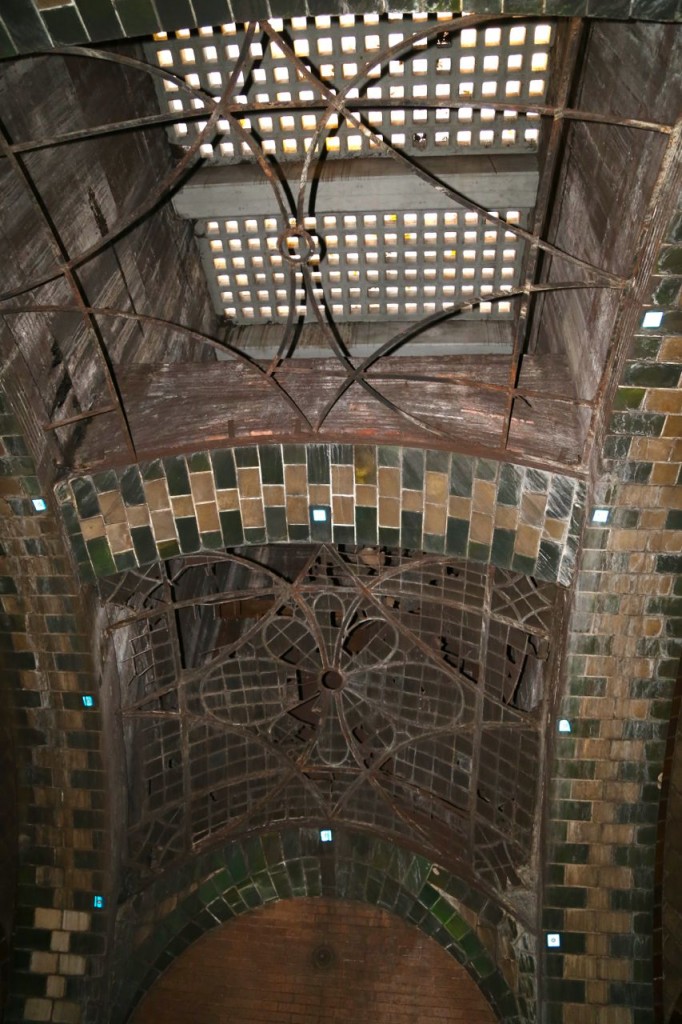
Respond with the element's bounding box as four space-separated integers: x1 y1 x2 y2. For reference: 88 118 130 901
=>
0 7 680 1024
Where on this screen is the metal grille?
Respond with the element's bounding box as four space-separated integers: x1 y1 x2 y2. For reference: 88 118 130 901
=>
110 546 563 896
0 15 652 474
201 208 525 322
148 14 551 162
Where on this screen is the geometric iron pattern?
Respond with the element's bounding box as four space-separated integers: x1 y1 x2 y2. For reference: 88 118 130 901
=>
0 14 667 470
199 208 525 323
148 15 550 163
153 13 546 323
107 545 563 907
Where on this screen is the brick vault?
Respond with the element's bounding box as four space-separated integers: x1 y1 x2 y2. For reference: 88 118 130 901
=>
0 3 680 1024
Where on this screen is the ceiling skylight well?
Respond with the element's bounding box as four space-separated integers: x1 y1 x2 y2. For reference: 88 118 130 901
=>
149 14 552 162
148 14 554 326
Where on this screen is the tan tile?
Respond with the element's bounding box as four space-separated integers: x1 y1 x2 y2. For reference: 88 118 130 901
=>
286 496 308 524
144 478 170 511
196 502 220 533
171 495 194 518
639 508 666 529
515 523 541 558
34 909 61 930
659 336 682 361
425 471 448 505
651 462 679 485
190 472 215 504
472 478 496 513
81 516 105 541
23 1000 51 1023
332 495 354 524
424 502 447 535
241 498 264 528
469 512 493 545
354 446 376 484
629 436 676 461
356 484 377 507
309 484 330 505
448 495 471 519
662 414 682 438
285 464 307 495
151 509 177 541
379 498 400 528
126 504 150 527
216 488 239 511
332 465 354 494
494 505 518 530
262 484 285 506
402 489 423 512
237 466 262 498
50 932 69 954
520 491 547 526
543 517 567 542
46 976 66 1000
98 491 126 525
643 388 682 414
106 522 132 555
378 466 400 499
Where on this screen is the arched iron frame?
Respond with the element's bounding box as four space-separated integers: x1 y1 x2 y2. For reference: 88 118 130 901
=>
0 13 678 475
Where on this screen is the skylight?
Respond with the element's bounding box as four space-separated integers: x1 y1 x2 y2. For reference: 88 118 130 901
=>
201 209 523 323
148 14 552 163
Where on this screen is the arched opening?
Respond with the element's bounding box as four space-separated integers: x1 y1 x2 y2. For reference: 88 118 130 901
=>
130 897 498 1024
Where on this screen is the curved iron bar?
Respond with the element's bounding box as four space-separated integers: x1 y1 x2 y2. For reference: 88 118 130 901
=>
0 27 296 305
0 38 306 386
1 303 311 432
0 304 313 432
260 14 508 224
0 120 138 461
261 17 627 289
3 96 672 158
264 250 304 376
363 371 593 408
297 263 450 441
312 279 622 434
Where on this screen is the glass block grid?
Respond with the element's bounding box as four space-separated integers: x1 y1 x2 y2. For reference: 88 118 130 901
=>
201 208 527 322
147 14 553 162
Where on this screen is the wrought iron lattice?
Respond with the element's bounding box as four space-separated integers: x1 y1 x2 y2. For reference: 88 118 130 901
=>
147 15 550 162
107 545 563 903
0 13 675 471
199 207 525 323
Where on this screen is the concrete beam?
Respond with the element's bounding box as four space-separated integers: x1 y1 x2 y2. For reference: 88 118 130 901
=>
173 154 539 220
221 319 514 359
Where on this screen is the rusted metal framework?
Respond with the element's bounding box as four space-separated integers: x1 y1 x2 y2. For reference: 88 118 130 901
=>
102 544 562 914
0 14 678 474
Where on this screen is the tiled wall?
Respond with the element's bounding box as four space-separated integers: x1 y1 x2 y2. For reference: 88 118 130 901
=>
0 389 109 1024
543 204 682 1022
56 445 586 586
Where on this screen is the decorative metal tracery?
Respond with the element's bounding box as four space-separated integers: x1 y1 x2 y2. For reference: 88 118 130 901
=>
108 545 562 909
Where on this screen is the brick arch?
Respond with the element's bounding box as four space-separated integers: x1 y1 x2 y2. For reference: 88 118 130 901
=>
129 897 499 1024
56 443 585 586
112 828 532 1024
